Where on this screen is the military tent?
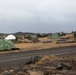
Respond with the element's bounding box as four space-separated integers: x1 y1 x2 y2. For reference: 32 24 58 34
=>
5 35 16 40
0 39 16 51
48 33 59 39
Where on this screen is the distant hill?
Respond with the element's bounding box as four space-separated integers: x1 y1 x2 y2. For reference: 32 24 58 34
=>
0 32 50 38
0 31 75 38
13 32 36 36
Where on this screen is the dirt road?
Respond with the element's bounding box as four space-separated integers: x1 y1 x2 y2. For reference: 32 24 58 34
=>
0 46 76 72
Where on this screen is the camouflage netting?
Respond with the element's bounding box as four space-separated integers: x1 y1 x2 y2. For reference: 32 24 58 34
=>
0 39 16 51
48 33 60 39
24 34 39 43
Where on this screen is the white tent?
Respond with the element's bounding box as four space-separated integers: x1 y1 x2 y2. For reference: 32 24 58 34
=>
5 35 16 40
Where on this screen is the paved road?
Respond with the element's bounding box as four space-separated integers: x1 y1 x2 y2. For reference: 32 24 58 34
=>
0 46 76 71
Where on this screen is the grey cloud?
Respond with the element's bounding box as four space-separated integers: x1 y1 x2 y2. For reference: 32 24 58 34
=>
0 0 76 33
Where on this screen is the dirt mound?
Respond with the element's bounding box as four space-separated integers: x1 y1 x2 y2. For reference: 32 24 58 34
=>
0 55 76 75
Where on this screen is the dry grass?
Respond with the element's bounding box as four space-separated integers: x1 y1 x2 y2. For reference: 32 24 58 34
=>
62 33 74 37
0 36 76 54
36 55 58 64
15 34 75 51
15 37 76 51
15 42 76 50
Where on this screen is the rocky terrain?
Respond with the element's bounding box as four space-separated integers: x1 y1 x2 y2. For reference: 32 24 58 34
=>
1 54 76 75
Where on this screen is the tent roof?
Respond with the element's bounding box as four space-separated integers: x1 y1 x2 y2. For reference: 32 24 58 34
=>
5 35 16 40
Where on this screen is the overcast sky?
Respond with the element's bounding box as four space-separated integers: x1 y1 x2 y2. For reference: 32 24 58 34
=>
0 0 76 33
